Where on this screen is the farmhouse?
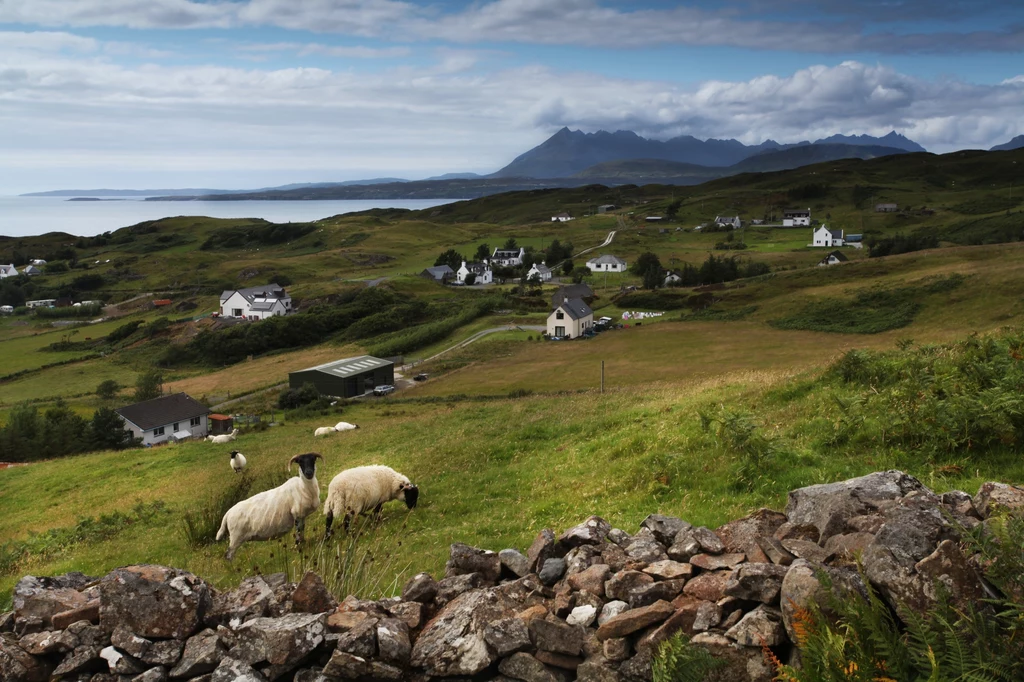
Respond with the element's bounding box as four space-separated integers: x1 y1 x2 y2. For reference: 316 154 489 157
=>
420 265 455 284
587 254 627 273
551 284 593 309
288 355 395 398
0 264 18 279
23 265 42 277
491 247 526 267
664 270 682 286
783 208 811 227
817 250 848 267
875 203 899 212
527 262 553 282
551 213 574 222
456 261 493 284
714 216 742 229
812 225 845 247
116 392 210 446
547 297 594 339
220 284 292 320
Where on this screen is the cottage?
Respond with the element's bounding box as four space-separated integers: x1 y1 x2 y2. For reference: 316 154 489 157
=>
817 250 848 267
491 247 526 267
116 392 210 446
23 265 42 276
875 203 899 213
420 265 455 284
288 355 394 398
220 284 292 320
0 264 18 279
783 208 811 227
812 225 844 247
586 254 627 273
29 259 47 266
456 261 493 284
527 262 553 282
551 213 574 222
551 284 593 309
664 270 682 286
547 297 594 339
597 204 617 214
714 216 742 230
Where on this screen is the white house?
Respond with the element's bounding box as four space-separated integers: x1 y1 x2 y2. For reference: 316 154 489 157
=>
783 208 811 227
714 216 742 229
812 225 844 247
527 262 553 282
551 213 574 222
586 254 628 273
547 297 594 339
220 284 292 320
23 265 42 277
116 392 210 446
456 261 493 284
0 264 18 279
29 259 47 266
817 250 849 267
491 247 526 267
664 271 683 286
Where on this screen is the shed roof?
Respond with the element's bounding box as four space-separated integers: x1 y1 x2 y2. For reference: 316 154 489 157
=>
422 265 454 279
296 355 393 379
116 393 209 431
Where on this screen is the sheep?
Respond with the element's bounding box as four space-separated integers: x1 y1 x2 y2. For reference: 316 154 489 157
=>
207 428 239 444
323 465 418 538
216 452 323 560
334 421 359 431
314 426 336 437
229 450 247 474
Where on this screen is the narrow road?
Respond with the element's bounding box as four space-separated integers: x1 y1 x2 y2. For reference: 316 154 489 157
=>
573 228 617 259
400 325 546 372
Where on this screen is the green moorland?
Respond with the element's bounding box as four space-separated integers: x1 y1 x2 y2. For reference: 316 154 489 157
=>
2 147 1024 606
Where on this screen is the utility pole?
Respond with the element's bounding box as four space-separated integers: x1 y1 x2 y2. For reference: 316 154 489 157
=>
601 361 605 394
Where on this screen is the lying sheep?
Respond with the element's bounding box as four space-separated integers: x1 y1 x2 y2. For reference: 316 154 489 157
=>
323 465 418 538
229 450 247 473
334 421 359 431
314 426 336 437
216 452 323 560
208 428 239 444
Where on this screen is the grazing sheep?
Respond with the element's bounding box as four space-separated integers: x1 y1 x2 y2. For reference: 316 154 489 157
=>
323 465 418 538
314 426 336 437
208 428 239 444
229 450 247 474
216 452 323 560
334 421 359 431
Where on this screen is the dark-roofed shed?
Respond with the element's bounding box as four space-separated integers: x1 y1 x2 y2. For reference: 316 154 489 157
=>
288 355 395 398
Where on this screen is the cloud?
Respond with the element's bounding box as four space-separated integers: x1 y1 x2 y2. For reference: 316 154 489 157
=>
237 42 412 59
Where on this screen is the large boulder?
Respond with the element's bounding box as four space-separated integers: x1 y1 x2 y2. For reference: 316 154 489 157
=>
206 576 275 628
290 572 338 615
0 638 52 682
231 612 327 667
558 516 612 552
723 564 788 604
12 572 95 632
724 605 786 647
168 629 224 678
779 560 867 643
714 509 788 563
99 565 212 640
640 514 691 546
973 481 1024 518
446 543 502 583
689 632 775 682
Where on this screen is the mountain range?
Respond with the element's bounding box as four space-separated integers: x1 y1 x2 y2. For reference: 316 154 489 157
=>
991 135 1024 152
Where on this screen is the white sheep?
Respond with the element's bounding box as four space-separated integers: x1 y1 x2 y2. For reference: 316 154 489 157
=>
207 428 239 444
314 426 336 437
323 465 418 538
229 450 247 474
334 421 359 431
216 452 323 560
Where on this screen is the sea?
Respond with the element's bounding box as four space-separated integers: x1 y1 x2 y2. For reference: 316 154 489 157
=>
0 196 461 238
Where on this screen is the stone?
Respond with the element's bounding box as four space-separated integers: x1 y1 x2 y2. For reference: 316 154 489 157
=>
519 604 550 624
233 612 327 667
539 558 567 586
773 522 820 543
604 636 631 661
52 644 106 677
330 619 377 659
623 530 668 564
600 543 630 572
568 564 611 596
780 559 868 643
755 537 794 566
435 572 486 607
558 516 612 552
552 583 574 617
410 577 547 677
168 629 224 678
99 565 212 640
913 539 987 607
52 601 101 630
500 549 531 578
627 579 686 608
681 571 731 602
132 667 169 682
691 601 722 632
322 650 371 679
606 529 631 546
336 594 388 617
369 661 404 680
604 571 654 602
781 539 832 563
483 617 532 657
19 629 75 655
640 514 692 546
689 632 775 682
577 659 623 682
618 649 652 682
847 514 886 534
140 639 184 667
786 470 929 543
376 618 411 665
823 532 875 562
724 563 788 604
666 533 701 562
327 610 378 634
725 605 785 646
642 560 693 581
564 546 600 575
636 600 703 651
530 618 583 656
446 542 502 583
575 590 603 612
567 605 597 627
110 625 151 659
498 652 562 682
690 553 745 571
714 508 788 563
12 573 94 632
401 573 438 604
290 572 338 615
598 601 629 626
210 657 267 682
528 529 557 573
720 608 744 630
535 650 582 670
973 481 1024 518
99 646 146 675
0 638 53 682
386 600 424 630
596 600 674 640
690 527 726 554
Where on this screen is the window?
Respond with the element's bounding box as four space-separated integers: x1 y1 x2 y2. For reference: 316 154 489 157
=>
153 426 165 436
556 311 564 319
190 416 201 427
173 422 179 432
232 308 243 316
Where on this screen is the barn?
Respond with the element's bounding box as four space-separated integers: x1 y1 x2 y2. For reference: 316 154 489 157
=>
288 356 395 398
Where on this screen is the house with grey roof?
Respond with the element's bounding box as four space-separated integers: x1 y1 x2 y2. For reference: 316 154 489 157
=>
527 262 553 282
116 392 209 446
420 265 455 283
550 284 593 309
456 261 493 284
547 297 594 339
0 264 18 279
817 250 848 267
491 247 526 266
586 254 627 273
220 283 292 320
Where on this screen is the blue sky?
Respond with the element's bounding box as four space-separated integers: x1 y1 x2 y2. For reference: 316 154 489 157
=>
1 0 1023 193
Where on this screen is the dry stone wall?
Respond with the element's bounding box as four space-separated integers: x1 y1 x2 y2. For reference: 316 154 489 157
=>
2 470 1023 682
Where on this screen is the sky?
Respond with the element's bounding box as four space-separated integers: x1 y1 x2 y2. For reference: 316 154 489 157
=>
2 0 1023 193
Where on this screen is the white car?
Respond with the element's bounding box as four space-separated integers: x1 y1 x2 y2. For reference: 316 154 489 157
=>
373 384 396 396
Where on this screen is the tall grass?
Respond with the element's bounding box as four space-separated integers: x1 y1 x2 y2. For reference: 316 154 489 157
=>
180 470 281 548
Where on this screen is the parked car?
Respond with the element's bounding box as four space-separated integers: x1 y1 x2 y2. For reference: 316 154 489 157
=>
413 373 429 382
373 384 396 396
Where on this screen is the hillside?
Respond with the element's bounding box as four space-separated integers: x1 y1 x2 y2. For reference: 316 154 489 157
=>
991 134 1024 151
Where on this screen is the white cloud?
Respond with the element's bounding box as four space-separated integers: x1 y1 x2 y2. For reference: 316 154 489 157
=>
236 42 411 59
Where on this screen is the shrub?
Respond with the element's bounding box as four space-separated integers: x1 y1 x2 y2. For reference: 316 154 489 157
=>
181 472 273 548
278 383 322 410
652 633 725 682
107 320 144 343
699 406 779 491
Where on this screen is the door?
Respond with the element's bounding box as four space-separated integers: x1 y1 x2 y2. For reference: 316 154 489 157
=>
555 326 565 337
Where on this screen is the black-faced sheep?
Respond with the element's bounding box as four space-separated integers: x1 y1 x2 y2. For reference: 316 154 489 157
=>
323 465 418 538
229 450 247 473
216 452 323 560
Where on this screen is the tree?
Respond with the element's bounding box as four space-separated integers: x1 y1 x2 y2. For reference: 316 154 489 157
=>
503 237 518 250
434 249 464 271
631 251 664 289
666 199 682 220
96 379 120 400
134 370 163 402
89 407 136 450
642 267 664 290
464 272 477 286
474 243 491 262
572 267 592 284
562 259 575 276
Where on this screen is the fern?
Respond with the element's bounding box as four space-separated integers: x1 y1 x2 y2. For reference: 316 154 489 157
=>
652 633 726 682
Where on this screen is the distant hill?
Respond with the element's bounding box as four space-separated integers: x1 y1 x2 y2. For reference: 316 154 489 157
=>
22 178 408 198
812 132 926 153
422 173 486 181
728 144 910 173
991 135 1024 151
572 158 720 183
